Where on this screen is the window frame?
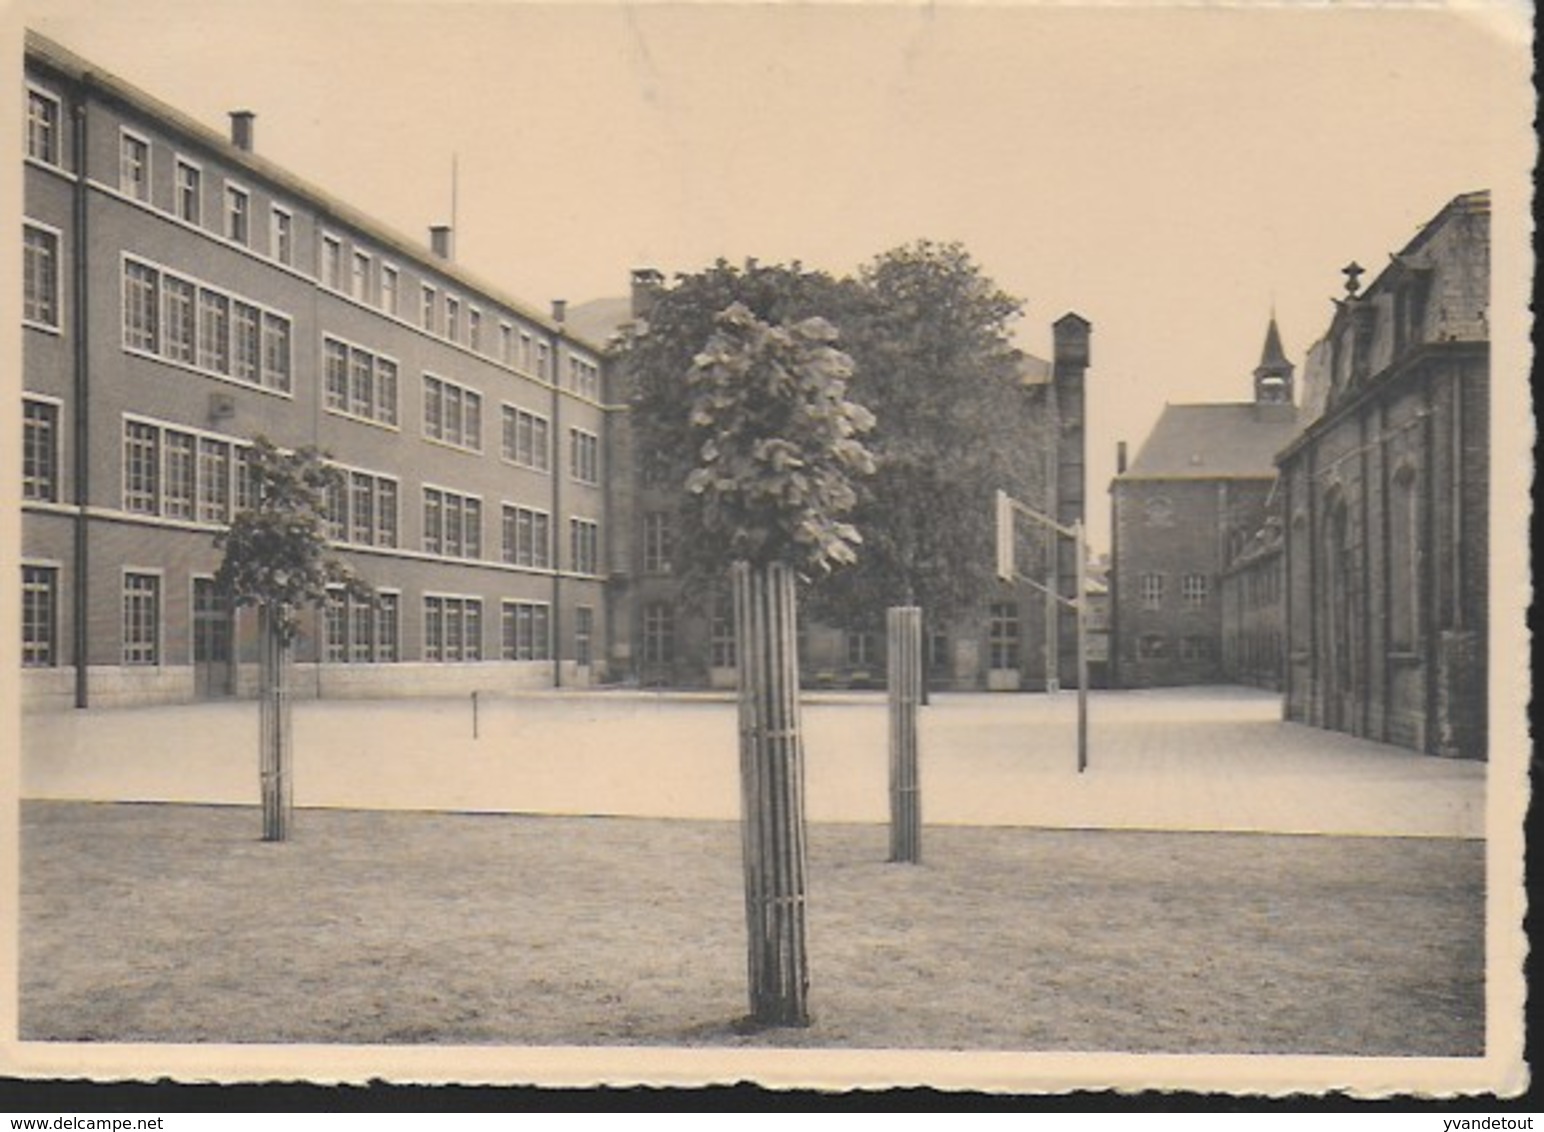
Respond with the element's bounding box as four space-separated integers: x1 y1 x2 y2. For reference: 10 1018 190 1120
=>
121 569 162 666
174 156 202 225
223 182 251 246
22 396 61 503
23 220 61 331
119 128 151 202
26 85 61 166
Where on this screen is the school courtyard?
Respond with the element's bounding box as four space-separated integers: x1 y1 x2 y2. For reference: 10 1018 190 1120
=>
17 686 1488 1059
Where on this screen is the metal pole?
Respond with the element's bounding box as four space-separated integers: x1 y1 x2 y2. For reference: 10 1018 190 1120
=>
472 690 479 739
1075 520 1089 773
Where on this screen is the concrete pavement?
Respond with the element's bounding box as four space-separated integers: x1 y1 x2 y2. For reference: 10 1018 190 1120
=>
20 685 1485 838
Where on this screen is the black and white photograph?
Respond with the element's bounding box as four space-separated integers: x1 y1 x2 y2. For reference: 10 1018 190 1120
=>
1 0 1531 1100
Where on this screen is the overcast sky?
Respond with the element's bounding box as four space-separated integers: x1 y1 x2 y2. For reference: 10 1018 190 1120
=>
13 0 1531 551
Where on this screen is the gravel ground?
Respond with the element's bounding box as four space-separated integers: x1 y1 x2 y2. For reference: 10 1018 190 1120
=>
20 801 1485 1055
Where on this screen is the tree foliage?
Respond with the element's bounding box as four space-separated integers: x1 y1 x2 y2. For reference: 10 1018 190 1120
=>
622 243 1050 624
213 436 370 640
684 303 875 572
815 240 1049 626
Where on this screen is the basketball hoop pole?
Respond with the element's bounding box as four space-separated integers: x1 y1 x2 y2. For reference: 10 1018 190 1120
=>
995 490 1090 772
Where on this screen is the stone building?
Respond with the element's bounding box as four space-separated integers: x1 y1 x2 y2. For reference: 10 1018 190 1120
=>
1276 190 1489 759
1108 320 1303 688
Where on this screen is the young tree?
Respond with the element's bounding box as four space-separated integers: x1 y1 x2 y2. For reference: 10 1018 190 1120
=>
213 437 369 842
685 303 874 1026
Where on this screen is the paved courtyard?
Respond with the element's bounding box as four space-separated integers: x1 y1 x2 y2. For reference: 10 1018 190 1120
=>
22 685 1484 837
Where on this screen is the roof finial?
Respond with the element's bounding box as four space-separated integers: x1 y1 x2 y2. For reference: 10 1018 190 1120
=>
1342 261 1365 297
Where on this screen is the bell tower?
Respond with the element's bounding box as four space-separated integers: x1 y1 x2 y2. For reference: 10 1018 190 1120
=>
1253 314 1295 405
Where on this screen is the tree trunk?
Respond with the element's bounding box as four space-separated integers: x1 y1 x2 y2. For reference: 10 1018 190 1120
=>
733 560 810 1027
258 602 293 842
887 605 922 863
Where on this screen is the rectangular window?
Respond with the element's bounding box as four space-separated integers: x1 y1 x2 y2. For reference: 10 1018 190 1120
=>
570 518 599 575
376 593 399 663
574 606 594 668
569 428 599 484
27 88 60 165
643 511 674 574
224 185 250 245
1181 573 1209 606
350 472 375 545
421 284 436 332
424 595 482 662
324 589 348 664
197 289 230 374
422 375 482 451
234 446 257 512
376 359 398 427
23 399 59 502
120 131 150 201
197 438 231 524
270 207 292 265
350 597 374 664
262 312 291 392
468 308 482 351
324 338 349 412
175 159 201 224
711 593 736 669
643 601 675 665
321 235 343 289
570 357 600 399
349 347 373 418
162 275 196 363
122 573 159 665
520 331 533 373
162 430 196 520
123 421 159 514
989 601 1021 670
233 301 260 383
502 505 551 568
380 264 399 315
1180 635 1214 661
22 565 57 667
323 475 346 542
124 260 158 351
537 341 551 381
23 224 59 329
351 251 372 302
376 478 398 548
422 488 480 559
501 405 550 471
501 601 552 662
445 295 461 342
1139 634 1170 659
499 323 513 364
1140 573 1165 610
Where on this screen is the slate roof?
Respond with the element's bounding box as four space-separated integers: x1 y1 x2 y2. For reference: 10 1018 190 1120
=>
1119 402 1302 480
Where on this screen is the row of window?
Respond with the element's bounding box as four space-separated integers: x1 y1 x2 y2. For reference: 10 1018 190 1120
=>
123 257 292 393
1137 572 1210 610
19 565 592 669
105 415 602 574
26 86 604 397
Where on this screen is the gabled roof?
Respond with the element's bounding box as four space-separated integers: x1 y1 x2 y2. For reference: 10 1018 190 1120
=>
1119 402 1302 480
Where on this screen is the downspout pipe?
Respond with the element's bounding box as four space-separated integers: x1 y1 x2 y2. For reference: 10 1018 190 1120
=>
70 78 91 709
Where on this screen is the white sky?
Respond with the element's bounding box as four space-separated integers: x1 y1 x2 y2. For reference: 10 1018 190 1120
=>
12 0 1533 551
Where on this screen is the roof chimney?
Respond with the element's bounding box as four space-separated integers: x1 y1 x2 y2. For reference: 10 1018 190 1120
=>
429 225 454 261
229 110 255 153
1116 441 1127 475
630 267 664 321
551 299 567 325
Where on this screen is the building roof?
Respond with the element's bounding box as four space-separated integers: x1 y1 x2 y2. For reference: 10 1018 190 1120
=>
25 30 608 354
1119 402 1302 480
1259 315 1289 370
564 295 634 349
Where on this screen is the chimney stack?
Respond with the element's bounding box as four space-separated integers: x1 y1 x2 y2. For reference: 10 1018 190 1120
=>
229 111 255 152
1116 441 1127 475
429 225 454 261
551 299 567 324
630 267 664 321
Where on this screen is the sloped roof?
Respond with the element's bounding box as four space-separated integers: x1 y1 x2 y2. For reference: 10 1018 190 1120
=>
564 295 633 349
1120 402 1302 480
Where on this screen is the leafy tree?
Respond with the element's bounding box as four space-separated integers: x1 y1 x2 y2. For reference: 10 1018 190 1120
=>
810 240 1049 629
685 302 874 1027
214 437 370 841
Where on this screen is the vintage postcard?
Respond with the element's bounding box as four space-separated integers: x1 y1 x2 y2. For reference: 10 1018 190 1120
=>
0 0 1532 1101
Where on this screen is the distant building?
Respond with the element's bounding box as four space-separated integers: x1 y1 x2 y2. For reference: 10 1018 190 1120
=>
1108 320 1303 687
574 277 1095 691
1276 191 1489 759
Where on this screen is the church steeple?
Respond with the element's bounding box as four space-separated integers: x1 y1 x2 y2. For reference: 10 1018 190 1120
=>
1253 313 1294 405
